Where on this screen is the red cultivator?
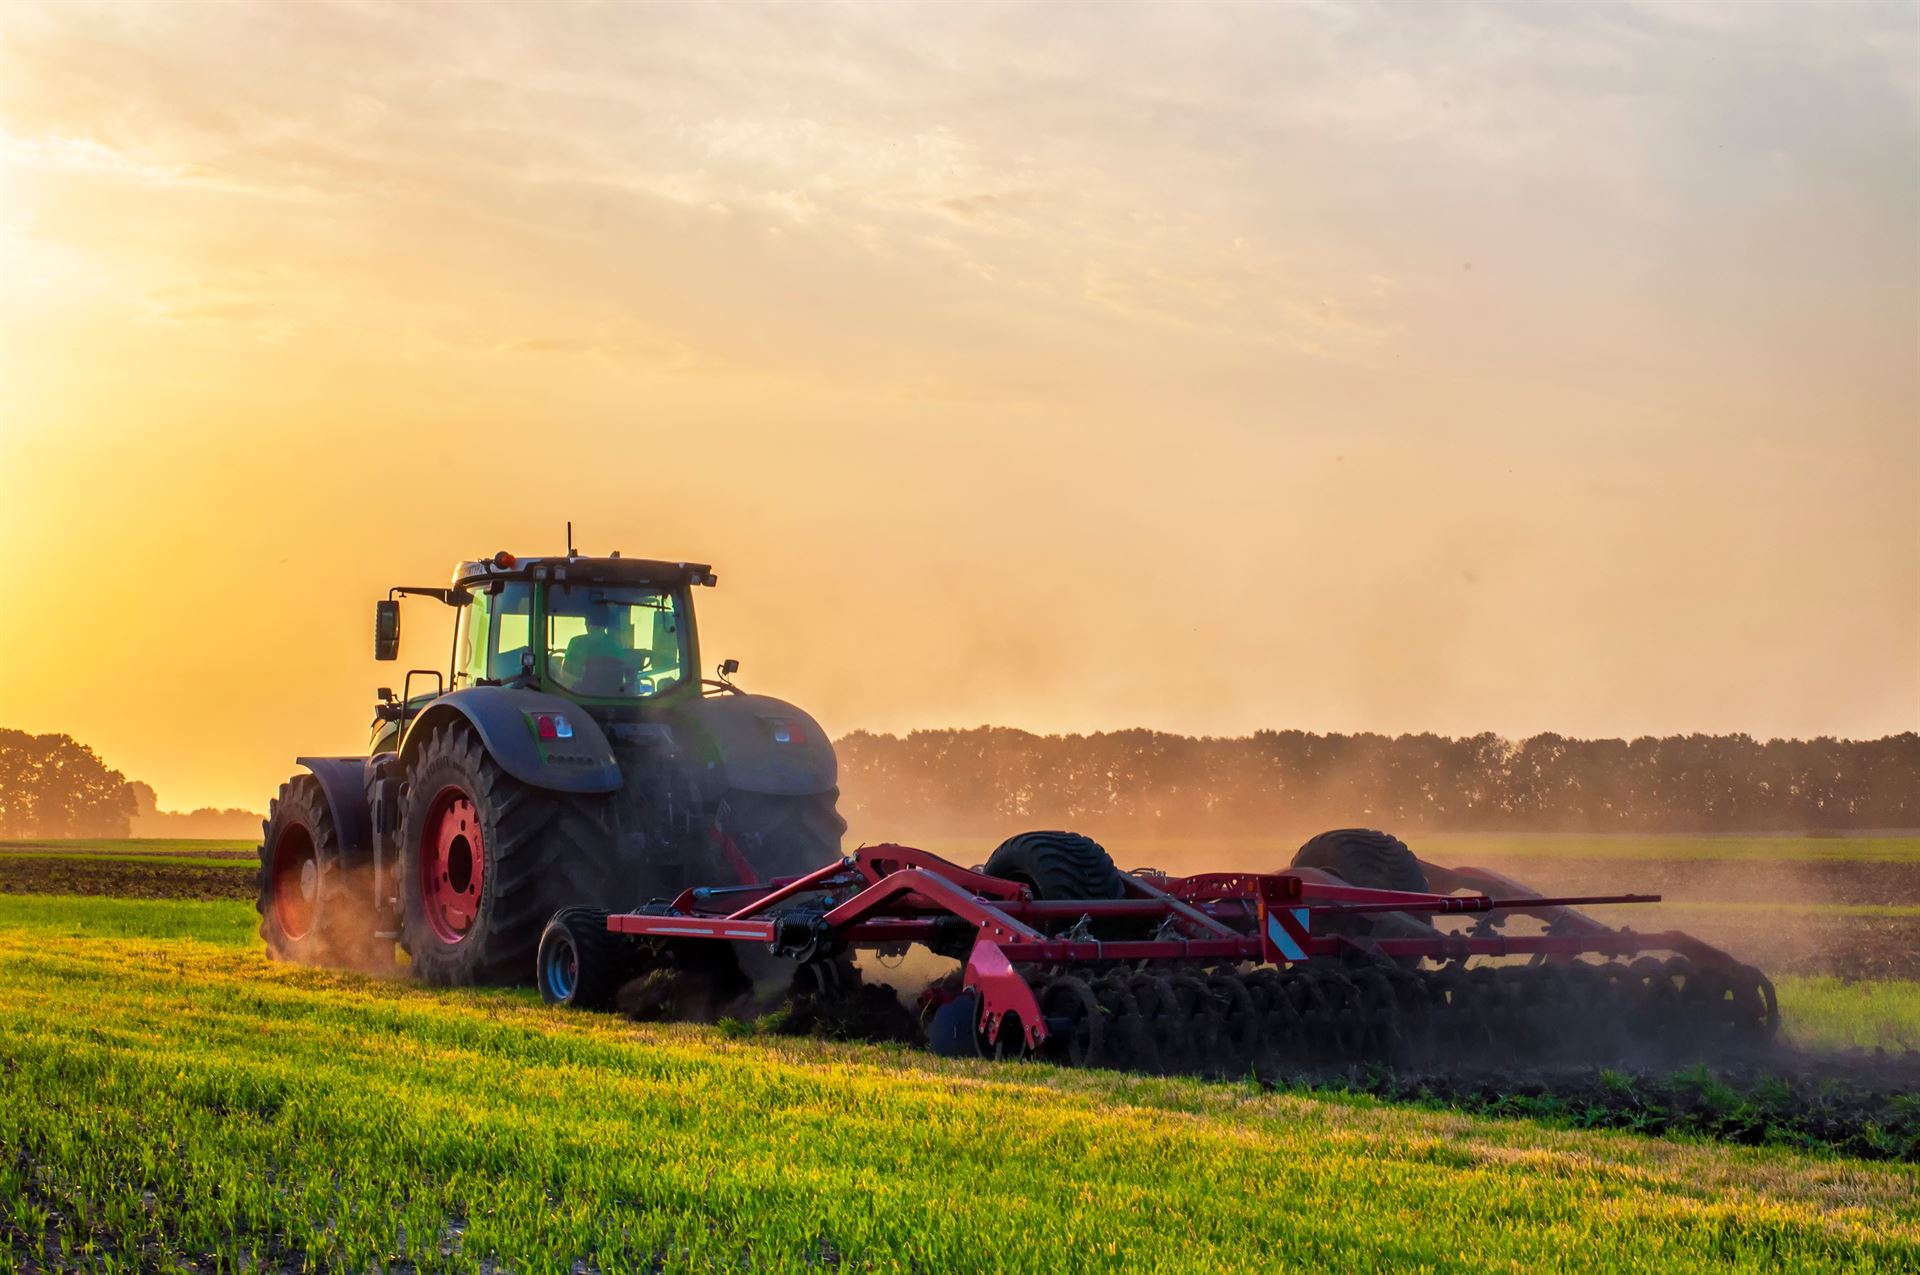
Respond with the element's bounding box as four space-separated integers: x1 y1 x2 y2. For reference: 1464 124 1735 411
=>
537 831 1780 1075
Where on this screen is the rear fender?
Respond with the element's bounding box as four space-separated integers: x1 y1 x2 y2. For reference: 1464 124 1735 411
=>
667 693 837 797
397 686 622 794
294 756 376 860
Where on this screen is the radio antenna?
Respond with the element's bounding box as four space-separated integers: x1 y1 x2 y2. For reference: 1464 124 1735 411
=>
566 520 576 557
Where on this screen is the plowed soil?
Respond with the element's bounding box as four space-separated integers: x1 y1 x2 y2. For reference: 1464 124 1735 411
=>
0 856 254 902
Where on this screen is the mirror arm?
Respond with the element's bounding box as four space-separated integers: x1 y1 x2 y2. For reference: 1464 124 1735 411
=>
388 586 469 606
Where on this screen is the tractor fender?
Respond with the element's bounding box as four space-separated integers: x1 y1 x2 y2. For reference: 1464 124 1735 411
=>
294 755 376 859
667 692 837 797
397 686 623 794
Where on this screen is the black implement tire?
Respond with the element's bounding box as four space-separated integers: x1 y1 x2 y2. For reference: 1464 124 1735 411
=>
1290 828 1435 959
536 907 631 1010
984 830 1123 901
257 774 387 967
715 789 847 883
1291 828 1429 893
400 723 614 986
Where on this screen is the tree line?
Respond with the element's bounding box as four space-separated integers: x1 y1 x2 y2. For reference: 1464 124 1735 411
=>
4 725 1915 841
834 728 1920 837
0 731 258 839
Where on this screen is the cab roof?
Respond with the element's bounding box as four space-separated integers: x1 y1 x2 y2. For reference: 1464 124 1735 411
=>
452 553 716 590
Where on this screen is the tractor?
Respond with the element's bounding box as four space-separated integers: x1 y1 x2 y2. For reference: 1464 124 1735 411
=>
254 545 844 984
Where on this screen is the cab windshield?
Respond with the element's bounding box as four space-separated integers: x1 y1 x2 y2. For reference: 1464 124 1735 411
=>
543 584 686 698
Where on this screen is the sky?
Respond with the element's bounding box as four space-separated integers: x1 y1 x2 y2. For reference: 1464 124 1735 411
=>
0 0 1915 812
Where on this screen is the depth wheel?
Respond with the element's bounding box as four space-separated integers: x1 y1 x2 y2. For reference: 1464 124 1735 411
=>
984 830 1122 901
537 907 630 1010
1290 828 1436 964
1290 828 1429 893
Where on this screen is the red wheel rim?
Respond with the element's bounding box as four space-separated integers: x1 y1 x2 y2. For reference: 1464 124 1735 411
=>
421 785 485 944
270 822 319 940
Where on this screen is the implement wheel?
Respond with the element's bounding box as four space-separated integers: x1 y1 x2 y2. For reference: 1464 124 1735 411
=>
1290 828 1437 963
400 723 612 986
256 774 385 967
1291 828 1429 893
536 907 631 1010
984 830 1123 900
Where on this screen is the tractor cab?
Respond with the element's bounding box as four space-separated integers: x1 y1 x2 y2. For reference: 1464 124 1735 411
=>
370 550 722 752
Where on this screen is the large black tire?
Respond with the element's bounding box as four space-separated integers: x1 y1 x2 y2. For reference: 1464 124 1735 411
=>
984 830 1123 900
1290 828 1429 893
536 907 632 1011
1290 828 1436 958
400 723 613 986
256 774 386 967
714 788 847 883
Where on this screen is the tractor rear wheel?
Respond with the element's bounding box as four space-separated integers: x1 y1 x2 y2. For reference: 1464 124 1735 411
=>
984 830 1123 900
399 723 612 986
256 774 386 967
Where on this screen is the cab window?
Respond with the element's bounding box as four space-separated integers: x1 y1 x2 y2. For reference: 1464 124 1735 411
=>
544 585 685 697
455 590 490 687
489 583 533 680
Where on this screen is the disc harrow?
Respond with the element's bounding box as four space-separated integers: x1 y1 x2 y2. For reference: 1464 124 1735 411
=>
544 837 1784 1076
1022 956 1778 1077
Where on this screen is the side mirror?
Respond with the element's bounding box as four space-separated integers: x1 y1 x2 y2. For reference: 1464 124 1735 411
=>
374 600 401 661
720 658 740 677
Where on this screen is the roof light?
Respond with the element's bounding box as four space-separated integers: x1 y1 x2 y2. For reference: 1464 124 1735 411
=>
493 551 516 569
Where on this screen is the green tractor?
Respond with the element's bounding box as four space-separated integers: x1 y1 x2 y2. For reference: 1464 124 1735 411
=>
254 545 845 984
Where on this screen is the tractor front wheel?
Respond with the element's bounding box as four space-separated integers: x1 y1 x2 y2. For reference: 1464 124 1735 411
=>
399 723 611 986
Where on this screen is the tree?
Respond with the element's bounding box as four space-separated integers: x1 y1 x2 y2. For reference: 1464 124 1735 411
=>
0 730 136 838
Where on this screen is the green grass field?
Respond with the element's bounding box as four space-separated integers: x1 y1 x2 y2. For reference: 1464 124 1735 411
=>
0 896 1914 1273
9 896 1915 1052
2 834 1917 1270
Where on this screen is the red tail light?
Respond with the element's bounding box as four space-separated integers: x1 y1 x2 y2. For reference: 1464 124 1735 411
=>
532 713 573 741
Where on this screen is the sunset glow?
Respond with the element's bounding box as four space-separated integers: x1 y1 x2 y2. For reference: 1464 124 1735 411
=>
1 1 1914 811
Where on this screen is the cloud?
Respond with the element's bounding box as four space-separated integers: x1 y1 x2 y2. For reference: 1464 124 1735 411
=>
6 1 1905 376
